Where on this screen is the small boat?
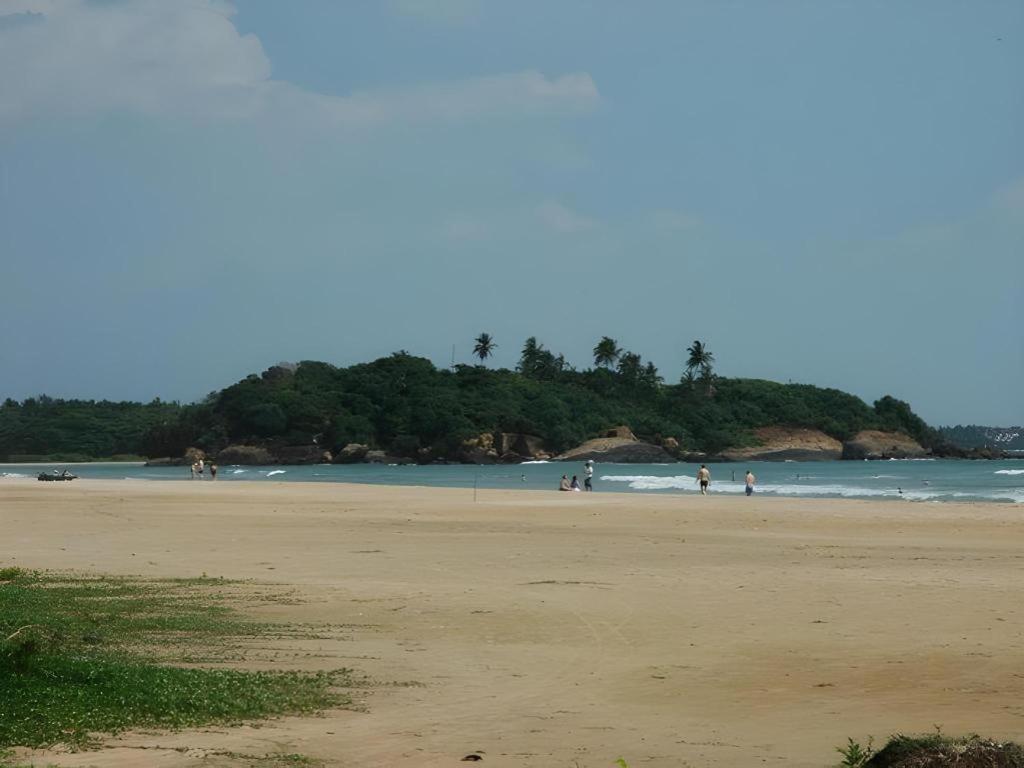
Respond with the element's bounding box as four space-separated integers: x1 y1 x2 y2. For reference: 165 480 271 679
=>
37 471 78 482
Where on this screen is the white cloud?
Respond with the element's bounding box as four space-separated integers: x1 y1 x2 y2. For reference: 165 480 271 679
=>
537 201 598 233
0 0 599 127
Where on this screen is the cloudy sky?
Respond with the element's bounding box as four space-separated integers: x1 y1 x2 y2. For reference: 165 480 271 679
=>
0 0 1021 425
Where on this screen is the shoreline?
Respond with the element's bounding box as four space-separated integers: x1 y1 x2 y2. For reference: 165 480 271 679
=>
3 480 1022 767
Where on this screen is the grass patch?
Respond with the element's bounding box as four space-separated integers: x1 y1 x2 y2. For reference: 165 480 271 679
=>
0 569 355 750
838 732 1024 767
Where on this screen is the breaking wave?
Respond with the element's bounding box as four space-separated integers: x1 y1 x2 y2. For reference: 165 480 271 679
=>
994 469 1024 476
600 474 1023 503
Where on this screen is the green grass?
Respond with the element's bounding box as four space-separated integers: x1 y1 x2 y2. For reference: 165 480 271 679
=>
0 569 355 750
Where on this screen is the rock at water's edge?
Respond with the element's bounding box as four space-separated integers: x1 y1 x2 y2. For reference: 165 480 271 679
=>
556 435 672 463
842 430 927 460
718 427 842 462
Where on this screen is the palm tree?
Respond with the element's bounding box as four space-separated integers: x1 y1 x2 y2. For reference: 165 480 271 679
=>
473 332 496 364
593 336 621 369
685 339 715 379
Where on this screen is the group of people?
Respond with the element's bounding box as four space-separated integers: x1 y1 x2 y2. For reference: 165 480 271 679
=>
696 465 757 496
190 459 218 480
555 461 758 496
559 459 594 492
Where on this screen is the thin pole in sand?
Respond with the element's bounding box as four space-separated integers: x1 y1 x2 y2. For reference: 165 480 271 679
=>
473 472 479 503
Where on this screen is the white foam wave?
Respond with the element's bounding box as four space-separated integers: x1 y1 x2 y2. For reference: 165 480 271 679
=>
520 460 550 464
994 469 1024 476
265 470 286 477
232 469 247 474
1 472 28 478
602 473 1024 503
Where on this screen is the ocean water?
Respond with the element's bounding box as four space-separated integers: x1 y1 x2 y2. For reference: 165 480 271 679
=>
3 459 1023 504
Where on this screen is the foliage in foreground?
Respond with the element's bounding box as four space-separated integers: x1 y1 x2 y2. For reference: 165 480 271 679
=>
838 732 1024 768
0 569 352 749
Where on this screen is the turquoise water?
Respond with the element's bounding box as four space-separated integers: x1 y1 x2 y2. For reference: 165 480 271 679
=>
4 459 1023 504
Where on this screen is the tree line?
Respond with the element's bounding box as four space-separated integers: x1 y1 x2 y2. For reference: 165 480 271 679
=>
0 335 943 462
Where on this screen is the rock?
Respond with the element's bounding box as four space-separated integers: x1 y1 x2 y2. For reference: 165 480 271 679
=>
556 436 673 463
494 433 547 462
661 436 680 454
604 425 636 440
459 433 500 464
719 427 843 462
216 445 274 465
842 430 928 460
183 447 206 463
362 450 414 465
332 443 369 464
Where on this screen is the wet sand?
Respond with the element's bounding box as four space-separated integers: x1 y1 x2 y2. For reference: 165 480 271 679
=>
2 480 1022 767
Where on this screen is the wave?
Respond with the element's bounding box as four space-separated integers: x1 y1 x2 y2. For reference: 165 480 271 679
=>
600 474 1022 503
520 460 550 464
265 470 286 477
231 469 247 474
994 469 1024 476
0 472 28 478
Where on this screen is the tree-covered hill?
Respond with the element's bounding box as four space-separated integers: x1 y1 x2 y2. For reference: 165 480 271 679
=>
1 339 942 462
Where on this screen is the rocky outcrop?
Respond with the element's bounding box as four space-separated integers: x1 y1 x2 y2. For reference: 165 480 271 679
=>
495 432 549 463
556 432 673 463
604 425 636 440
842 430 928 460
718 427 843 462
364 450 414 465
459 433 500 464
217 445 274 465
333 443 369 464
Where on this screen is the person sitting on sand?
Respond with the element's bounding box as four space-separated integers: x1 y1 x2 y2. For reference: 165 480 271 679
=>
559 474 571 492
745 470 756 496
570 475 581 491
696 464 711 495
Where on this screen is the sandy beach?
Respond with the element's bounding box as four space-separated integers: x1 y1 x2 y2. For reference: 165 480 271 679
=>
2 479 1022 767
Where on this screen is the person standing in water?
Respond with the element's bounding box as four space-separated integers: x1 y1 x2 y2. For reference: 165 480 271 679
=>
745 469 756 496
584 460 594 491
697 464 711 495
210 464 218 481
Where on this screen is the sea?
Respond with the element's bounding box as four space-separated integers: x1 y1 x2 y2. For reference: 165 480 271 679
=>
3 459 1023 504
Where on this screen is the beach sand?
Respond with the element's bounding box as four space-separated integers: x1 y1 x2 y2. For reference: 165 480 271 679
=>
2 480 1022 767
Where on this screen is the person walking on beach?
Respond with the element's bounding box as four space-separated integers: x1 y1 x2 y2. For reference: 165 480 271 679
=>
697 464 711 495
584 460 594 491
745 469 756 496
210 464 218 481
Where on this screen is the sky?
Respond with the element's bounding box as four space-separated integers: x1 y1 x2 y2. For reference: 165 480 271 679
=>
0 0 1021 426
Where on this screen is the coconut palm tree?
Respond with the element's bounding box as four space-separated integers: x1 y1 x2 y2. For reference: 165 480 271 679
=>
473 332 496 364
685 339 714 379
593 336 621 369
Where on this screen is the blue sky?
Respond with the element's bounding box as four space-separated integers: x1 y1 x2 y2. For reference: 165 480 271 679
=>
0 0 1021 425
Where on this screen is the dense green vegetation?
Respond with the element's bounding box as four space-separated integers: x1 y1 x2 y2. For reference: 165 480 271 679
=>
1 337 941 461
0 568 353 749
0 396 181 461
938 424 1024 451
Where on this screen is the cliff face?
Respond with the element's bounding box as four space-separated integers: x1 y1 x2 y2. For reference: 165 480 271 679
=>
719 427 843 462
842 430 927 460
